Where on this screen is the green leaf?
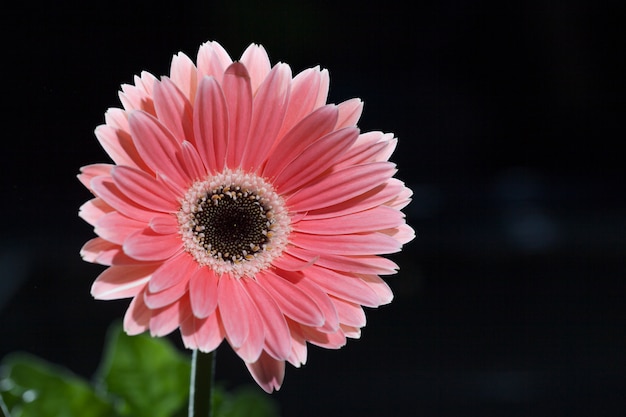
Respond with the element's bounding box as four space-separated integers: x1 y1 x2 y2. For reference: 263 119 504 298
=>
96 323 191 417
0 353 117 417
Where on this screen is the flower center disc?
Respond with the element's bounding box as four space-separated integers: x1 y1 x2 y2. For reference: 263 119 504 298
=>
178 170 290 277
194 186 270 262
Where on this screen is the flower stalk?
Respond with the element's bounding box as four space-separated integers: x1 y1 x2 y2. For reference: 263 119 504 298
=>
189 349 216 417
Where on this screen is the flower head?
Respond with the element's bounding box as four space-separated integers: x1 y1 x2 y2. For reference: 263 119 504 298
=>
79 41 414 392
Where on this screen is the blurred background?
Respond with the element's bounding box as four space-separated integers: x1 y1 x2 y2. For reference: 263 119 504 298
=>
1 0 624 416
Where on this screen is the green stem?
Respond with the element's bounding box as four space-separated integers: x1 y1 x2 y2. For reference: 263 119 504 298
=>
188 349 216 417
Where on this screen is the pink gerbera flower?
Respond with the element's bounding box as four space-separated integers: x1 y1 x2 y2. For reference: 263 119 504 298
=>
78 41 414 393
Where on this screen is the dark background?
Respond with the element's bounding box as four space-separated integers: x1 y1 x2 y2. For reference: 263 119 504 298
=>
1 1 624 416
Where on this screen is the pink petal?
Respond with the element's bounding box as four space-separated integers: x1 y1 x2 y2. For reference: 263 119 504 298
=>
196 41 232 83
111 166 179 213
144 273 189 309
286 162 397 212
91 176 155 222
277 67 323 139
332 297 366 328
241 278 291 361
124 228 182 262
152 77 194 143
188 267 219 318
299 325 346 349
81 237 116 264
124 287 152 335
303 266 381 308
340 324 361 339
78 164 113 192
217 275 250 348
150 296 193 337
195 310 226 352
79 198 113 226
358 274 394 305
334 133 394 168
275 270 340 332
91 264 155 300
104 107 130 131
294 205 404 235
273 127 359 195
245 352 285 393
179 140 207 181
81 238 139 266
382 223 416 245
180 315 199 350
335 98 363 129
148 250 198 292
95 211 146 245
270 251 317 271
314 69 330 108
256 270 324 327
149 214 179 235
128 110 190 190
169 52 198 104
262 104 338 179
239 43 271 93
240 63 291 172
286 246 399 275
222 63 253 169
285 323 308 367
291 231 401 255
302 178 406 220
95 125 148 171
193 77 228 173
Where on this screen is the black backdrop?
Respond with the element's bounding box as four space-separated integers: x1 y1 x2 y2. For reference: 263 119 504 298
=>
1 1 624 416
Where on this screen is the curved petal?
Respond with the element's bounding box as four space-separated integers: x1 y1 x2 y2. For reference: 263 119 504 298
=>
79 198 113 226
196 41 232 83
293 205 404 235
241 278 291 361
291 230 401 255
286 162 397 212
149 214 179 235
331 297 366 328
262 104 338 179
335 98 363 129
239 43 271 93
148 250 198 292
188 267 219 318
240 63 291 172
95 125 148 171
124 228 183 262
150 296 193 337
91 176 155 222
286 246 399 275
256 270 324 327
144 272 189 309
78 163 113 191
302 266 381 308
111 166 179 213
123 287 151 335
222 63 253 169
95 211 146 245
195 310 226 353
153 77 194 143
217 275 249 348
81 238 140 266
169 52 198 104
277 66 322 139
128 110 190 190
273 127 359 194
193 76 229 173
91 264 155 300
245 352 285 393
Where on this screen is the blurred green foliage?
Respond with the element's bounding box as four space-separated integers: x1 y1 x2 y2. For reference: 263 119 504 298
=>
0 323 279 417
